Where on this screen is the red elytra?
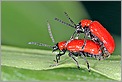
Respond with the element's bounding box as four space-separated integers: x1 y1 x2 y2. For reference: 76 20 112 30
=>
58 39 101 55
80 19 115 54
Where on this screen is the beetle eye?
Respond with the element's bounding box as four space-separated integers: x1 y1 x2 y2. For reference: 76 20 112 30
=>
76 24 80 29
53 46 57 49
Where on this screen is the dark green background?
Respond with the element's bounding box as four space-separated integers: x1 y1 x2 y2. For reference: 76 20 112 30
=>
82 1 121 36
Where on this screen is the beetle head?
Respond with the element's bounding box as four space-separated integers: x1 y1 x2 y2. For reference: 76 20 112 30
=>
52 43 59 52
75 23 84 33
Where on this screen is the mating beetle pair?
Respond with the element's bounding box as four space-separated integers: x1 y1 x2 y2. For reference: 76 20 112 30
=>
29 12 115 72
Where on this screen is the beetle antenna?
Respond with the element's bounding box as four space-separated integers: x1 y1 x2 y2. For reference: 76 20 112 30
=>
54 18 74 28
28 42 53 48
64 12 77 27
47 21 55 43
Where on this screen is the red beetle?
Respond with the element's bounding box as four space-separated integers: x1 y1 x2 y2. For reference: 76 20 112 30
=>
55 12 115 58
28 22 103 72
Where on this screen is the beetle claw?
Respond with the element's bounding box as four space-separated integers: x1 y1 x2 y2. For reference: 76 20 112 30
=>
77 66 80 70
49 64 58 67
49 60 58 67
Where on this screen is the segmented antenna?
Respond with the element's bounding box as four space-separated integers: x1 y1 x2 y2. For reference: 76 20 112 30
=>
54 18 74 28
47 21 55 43
28 42 52 48
64 12 77 27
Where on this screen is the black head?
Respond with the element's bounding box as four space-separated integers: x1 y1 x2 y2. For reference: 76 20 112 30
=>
75 23 84 33
52 43 59 52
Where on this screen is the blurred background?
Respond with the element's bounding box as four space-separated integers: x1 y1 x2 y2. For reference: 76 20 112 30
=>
1 1 121 81
2 1 121 54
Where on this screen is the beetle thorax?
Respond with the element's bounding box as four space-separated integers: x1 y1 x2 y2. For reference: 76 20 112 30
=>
58 41 67 51
81 19 92 27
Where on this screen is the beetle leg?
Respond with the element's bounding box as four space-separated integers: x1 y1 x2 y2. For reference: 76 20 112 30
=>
75 33 80 39
70 31 76 40
94 43 104 60
49 54 59 67
81 35 87 50
80 52 90 72
102 48 111 59
55 50 66 63
98 44 110 60
69 52 80 69
55 54 60 63
50 50 66 67
81 28 91 50
97 45 105 60
96 41 109 60
105 51 111 58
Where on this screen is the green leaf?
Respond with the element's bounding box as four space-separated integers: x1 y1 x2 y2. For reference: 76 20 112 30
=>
1 45 121 81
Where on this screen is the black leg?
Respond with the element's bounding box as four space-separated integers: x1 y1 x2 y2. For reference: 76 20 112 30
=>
75 33 80 39
64 31 76 48
50 50 66 67
81 28 89 50
80 52 90 72
97 45 104 60
81 35 87 50
56 54 60 63
102 46 111 58
70 31 76 40
97 44 110 60
69 53 80 69
49 54 59 67
102 49 111 59
55 50 66 63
